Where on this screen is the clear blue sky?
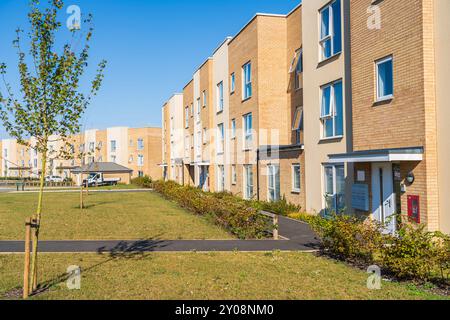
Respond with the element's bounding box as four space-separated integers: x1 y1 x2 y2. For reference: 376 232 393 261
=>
0 0 300 139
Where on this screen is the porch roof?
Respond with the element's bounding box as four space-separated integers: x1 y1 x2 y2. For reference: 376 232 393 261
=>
328 146 424 163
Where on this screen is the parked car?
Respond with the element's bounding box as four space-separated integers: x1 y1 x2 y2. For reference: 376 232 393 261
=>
45 176 64 183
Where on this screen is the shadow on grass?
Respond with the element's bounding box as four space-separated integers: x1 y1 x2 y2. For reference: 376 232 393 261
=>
3 236 169 299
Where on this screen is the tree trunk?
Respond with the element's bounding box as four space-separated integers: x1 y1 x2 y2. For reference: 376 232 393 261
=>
80 173 84 209
30 155 46 293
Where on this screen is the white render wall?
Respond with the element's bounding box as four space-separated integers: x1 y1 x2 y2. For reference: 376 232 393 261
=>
107 127 129 166
213 38 232 191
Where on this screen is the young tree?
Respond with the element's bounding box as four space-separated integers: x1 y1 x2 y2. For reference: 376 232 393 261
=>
0 0 106 294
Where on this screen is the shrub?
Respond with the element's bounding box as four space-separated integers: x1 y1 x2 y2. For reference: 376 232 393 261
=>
304 213 450 284
153 180 270 239
253 196 301 216
381 224 449 281
131 175 153 188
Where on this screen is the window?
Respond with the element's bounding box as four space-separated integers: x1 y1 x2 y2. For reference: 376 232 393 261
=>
242 62 252 99
196 131 202 155
191 134 194 149
376 56 394 101
3 149 7 158
231 119 236 139
217 81 224 112
138 171 144 178
292 107 303 145
129 155 134 163
196 98 201 123
202 128 207 145
138 155 144 167
185 136 190 151
217 123 224 154
243 113 253 150
319 0 342 61
295 49 303 90
88 157 94 164
320 80 343 138
185 106 189 128
232 165 237 185
217 165 225 192
190 103 194 117
244 165 254 200
292 164 301 193
230 73 235 93
202 90 207 107
110 140 116 152
267 165 280 202
97 142 102 150
324 164 345 215
111 155 116 163
129 139 134 147
138 139 144 150
33 159 38 168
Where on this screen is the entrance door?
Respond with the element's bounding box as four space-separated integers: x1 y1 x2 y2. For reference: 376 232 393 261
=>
199 166 209 192
372 163 396 233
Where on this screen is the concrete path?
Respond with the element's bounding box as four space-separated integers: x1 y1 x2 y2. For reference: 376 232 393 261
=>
0 216 320 253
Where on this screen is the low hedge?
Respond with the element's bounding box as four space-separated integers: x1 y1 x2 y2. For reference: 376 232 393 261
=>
153 181 271 239
131 175 153 188
297 213 450 284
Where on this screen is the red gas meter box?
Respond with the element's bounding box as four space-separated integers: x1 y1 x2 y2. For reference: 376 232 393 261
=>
407 195 420 224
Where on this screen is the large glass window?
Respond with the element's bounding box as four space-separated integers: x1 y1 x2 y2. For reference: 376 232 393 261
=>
292 164 301 193
196 98 201 123
376 56 394 101
185 107 189 128
244 165 254 200
137 155 144 167
217 81 224 112
320 80 343 138
324 164 345 216
231 119 236 139
230 73 235 93
217 123 224 154
217 165 225 192
243 113 253 150
295 49 303 90
110 140 116 152
319 0 342 61
267 164 280 202
242 62 252 99
292 107 303 145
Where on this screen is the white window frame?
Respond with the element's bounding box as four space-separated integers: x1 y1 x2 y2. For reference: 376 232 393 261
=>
267 164 280 202
185 106 189 128
110 140 117 153
137 138 144 151
292 107 303 145
376 55 394 101
242 62 252 100
243 113 253 150
196 98 201 123
217 81 224 112
294 49 303 90
244 165 254 200
319 0 341 61
320 80 343 139
202 90 207 107
231 165 237 185
137 154 144 167
217 123 224 154
323 163 345 215
292 164 301 193
217 165 225 192
231 119 236 139
230 73 235 93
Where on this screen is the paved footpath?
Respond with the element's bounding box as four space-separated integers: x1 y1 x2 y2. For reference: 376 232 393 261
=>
0 216 320 253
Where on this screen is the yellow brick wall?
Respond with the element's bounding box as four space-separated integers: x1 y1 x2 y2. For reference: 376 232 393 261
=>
350 0 439 230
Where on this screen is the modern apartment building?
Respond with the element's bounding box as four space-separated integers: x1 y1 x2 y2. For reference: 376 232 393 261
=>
161 0 450 234
0 126 162 181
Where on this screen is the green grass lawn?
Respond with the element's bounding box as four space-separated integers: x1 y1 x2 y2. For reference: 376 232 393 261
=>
0 191 233 240
0 252 446 300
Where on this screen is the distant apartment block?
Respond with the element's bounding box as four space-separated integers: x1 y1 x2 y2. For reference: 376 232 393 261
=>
161 0 450 234
1 127 162 182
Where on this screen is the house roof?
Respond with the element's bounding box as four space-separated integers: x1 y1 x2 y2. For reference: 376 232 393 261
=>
71 162 133 174
328 147 424 163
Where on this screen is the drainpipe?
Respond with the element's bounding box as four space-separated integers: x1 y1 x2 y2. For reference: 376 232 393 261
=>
256 149 260 201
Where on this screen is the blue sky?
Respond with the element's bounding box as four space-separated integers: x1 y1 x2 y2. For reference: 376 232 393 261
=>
0 0 300 139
